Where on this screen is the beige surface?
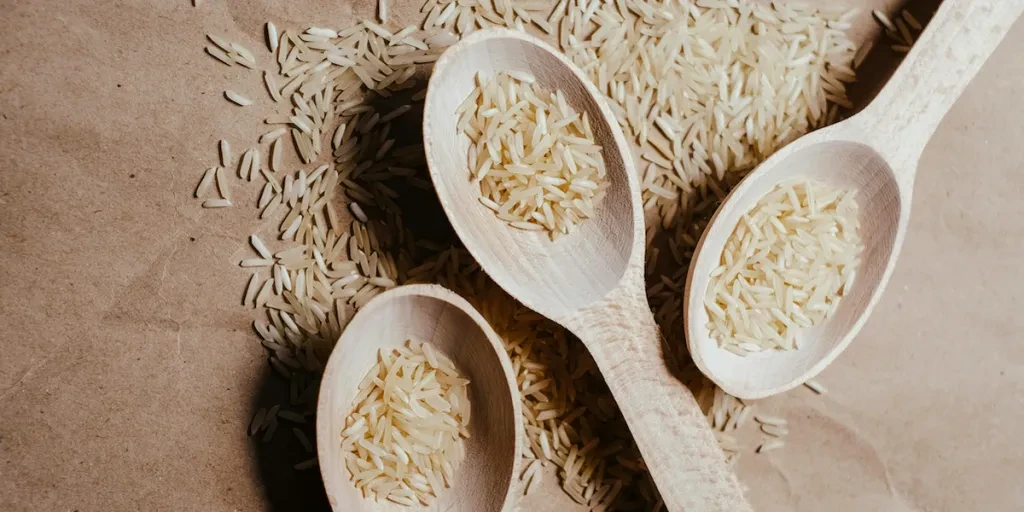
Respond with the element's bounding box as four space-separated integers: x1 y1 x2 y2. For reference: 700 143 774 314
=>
1 1 1023 511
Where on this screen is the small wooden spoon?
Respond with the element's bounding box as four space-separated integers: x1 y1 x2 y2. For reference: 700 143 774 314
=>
424 30 749 511
685 0 1024 400
316 284 523 511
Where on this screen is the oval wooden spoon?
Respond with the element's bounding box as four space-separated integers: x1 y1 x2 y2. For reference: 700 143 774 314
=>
424 29 749 511
316 284 522 511
685 0 1024 400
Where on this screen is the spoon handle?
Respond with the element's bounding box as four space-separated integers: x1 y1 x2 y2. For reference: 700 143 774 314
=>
563 280 750 511
859 1 1023 180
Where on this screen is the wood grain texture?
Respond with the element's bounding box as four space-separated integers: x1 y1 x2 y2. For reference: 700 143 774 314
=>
424 29 749 511
859 0 1024 178
562 267 749 512
316 284 523 511
685 0 1024 400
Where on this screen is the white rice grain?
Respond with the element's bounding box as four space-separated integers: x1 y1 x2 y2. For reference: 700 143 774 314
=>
215 166 231 200
340 340 470 506
250 234 273 259
804 379 827 395
205 46 233 66
225 90 253 106
758 439 785 453
240 258 274 268
202 198 232 208
459 71 607 239
261 128 287 143
306 27 338 38
705 181 861 354
195 167 217 198
270 138 283 172
249 408 268 435
350 203 368 223
219 139 232 167
244 273 261 306
754 414 788 427
872 10 897 32
267 22 279 52
230 42 256 64
207 34 233 54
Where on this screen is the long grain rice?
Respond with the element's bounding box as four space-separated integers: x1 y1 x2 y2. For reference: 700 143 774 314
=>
203 198 232 208
341 340 470 506
225 90 253 106
244 273 261 306
215 166 231 200
804 379 827 394
206 46 233 66
458 71 607 239
219 139 232 167
195 167 217 197
267 22 279 52
705 181 861 353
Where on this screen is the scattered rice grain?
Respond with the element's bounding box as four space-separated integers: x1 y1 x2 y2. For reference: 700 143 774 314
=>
225 90 253 106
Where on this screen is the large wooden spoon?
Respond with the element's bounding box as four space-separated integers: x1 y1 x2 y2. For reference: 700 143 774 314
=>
424 29 749 511
685 0 1024 400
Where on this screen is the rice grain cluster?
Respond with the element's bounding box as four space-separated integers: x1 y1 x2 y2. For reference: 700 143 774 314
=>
459 71 608 239
556 0 862 228
705 181 861 354
341 339 471 506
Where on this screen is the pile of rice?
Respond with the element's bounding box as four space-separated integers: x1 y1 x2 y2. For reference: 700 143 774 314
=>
705 181 862 354
458 71 608 238
556 0 861 230
189 0 873 508
340 340 471 506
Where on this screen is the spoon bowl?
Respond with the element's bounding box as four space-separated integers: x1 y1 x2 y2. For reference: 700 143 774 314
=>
686 138 903 399
316 284 522 511
425 29 749 511
422 31 636 318
685 0 1023 399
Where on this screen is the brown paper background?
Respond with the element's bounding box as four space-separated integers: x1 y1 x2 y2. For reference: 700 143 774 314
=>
1 0 1022 510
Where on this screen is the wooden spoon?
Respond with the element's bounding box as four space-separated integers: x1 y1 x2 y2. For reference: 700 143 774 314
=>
316 284 523 511
685 0 1024 400
424 30 749 511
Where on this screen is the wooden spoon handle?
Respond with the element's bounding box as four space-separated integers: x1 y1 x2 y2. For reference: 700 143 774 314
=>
861 1 1024 176
563 281 750 512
